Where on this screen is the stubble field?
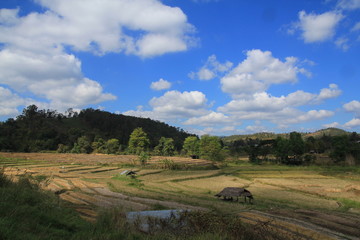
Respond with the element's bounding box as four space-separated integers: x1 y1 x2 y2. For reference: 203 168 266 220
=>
1 152 360 239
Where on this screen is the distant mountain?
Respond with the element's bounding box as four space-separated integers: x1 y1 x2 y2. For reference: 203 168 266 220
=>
222 128 352 143
303 128 350 138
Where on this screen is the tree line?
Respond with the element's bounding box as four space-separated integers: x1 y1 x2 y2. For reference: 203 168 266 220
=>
0 105 193 153
226 131 360 165
1 105 359 165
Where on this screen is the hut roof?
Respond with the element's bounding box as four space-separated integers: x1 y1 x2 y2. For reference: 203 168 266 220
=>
215 187 246 197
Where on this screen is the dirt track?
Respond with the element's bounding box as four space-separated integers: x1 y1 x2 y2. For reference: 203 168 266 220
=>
1 152 360 239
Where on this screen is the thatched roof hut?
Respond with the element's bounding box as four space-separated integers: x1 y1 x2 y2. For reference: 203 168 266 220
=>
215 187 253 203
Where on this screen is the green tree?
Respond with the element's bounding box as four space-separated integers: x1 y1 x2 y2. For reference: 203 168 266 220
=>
71 136 92 153
182 136 200 157
105 138 120 154
330 135 349 163
275 136 290 163
199 135 224 161
92 137 106 153
128 128 150 154
154 137 175 156
289 132 305 158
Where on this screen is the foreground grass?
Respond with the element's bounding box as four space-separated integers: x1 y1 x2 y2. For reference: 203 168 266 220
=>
0 170 293 240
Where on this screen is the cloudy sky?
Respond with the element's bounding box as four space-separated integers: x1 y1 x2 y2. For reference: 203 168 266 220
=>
0 0 360 136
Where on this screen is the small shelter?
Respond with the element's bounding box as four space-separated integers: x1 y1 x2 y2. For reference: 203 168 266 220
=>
215 187 253 203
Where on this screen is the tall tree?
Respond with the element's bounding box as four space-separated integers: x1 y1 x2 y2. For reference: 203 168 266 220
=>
182 136 200 157
154 137 175 156
199 135 224 161
105 138 120 154
128 128 150 154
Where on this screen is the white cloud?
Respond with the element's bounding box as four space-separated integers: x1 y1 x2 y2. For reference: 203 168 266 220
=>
283 110 334 124
344 100 360 116
323 122 341 128
343 118 360 128
0 48 116 112
317 84 342 101
218 91 320 114
0 0 195 116
0 8 20 25
217 83 339 128
337 0 360 10
189 55 233 81
296 11 343 43
150 78 171 90
150 90 208 117
0 86 46 117
196 68 216 81
0 0 194 57
124 90 210 121
245 124 268 133
183 111 231 126
220 50 308 98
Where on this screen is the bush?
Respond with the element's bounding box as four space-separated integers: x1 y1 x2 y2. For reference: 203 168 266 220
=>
138 151 150 166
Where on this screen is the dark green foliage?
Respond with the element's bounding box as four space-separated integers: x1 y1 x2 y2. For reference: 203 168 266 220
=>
245 139 273 164
199 135 225 161
105 139 120 154
0 105 193 153
182 136 200 157
71 136 92 153
154 137 175 156
330 134 360 164
274 132 305 165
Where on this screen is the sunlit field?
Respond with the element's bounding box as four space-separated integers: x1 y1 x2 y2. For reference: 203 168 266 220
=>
1 152 360 239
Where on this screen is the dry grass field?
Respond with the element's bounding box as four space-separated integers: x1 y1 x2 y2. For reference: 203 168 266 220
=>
1 152 360 239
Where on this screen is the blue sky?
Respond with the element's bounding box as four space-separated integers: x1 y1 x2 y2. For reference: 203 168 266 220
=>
0 0 360 136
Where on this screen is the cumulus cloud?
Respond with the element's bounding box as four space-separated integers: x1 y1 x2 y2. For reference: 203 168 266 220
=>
0 86 45 117
124 90 210 121
292 11 343 43
217 84 339 128
0 0 195 57
220 50 309 98
317 84 342 101
245 124 268 134
189 55 233 81
283 110 334 124
0 48 116 112
0 0 195 117
323 122 341 128
150 78 171 90
183 111 231 126
343 118 360 128
344 100 360 116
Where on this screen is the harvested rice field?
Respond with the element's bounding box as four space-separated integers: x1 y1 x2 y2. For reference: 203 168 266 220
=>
1 152 360 239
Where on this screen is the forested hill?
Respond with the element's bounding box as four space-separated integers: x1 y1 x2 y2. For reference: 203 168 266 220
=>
222 128 351 144
0 105 194 152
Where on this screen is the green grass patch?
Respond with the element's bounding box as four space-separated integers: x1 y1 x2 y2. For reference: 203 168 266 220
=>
337 198 360 211
111 174 144 189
